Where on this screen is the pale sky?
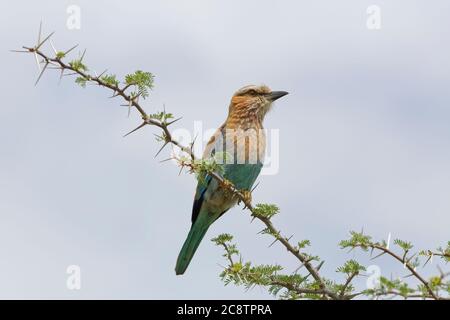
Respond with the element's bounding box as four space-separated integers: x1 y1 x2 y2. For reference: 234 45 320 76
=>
0 0 449 298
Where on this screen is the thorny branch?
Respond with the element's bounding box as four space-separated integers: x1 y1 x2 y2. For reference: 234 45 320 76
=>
340 233 450 300
15 25 333 299
15 25 450 300
369 244 436 299
216 238 337 299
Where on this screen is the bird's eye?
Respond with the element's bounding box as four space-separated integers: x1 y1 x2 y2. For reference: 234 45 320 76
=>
247 89 258 96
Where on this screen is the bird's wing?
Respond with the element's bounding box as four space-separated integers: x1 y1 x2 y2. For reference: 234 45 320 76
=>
191 125 264 223
191 175 212 224
191 125 224 224
222 162 263 191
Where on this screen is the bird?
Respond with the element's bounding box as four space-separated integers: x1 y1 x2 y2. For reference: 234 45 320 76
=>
175 85 289 275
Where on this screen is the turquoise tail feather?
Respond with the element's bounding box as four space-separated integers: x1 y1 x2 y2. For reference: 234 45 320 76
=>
175 213 213 275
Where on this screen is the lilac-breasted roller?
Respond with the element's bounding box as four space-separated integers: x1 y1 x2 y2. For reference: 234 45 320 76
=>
175 85 288 275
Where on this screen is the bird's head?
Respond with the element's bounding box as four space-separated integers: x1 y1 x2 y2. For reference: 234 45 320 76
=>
227 85 288 125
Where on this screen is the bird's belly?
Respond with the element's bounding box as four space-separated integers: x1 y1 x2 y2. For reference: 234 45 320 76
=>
202 180 238 214
201 162 263 215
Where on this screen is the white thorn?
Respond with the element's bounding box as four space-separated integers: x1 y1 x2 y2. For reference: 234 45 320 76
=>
58 68 65 85
35 62 49 86
37 21 42 46
50 40 57 55
34 52 41 72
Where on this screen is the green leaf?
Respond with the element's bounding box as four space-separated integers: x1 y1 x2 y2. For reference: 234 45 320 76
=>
56 51 66 59
253 203 279 219
75 76 88 88
297 240 311 249
193 157 224 185
336 259 366 275
100 74 119 87
125 70 154 99
69 59 88 72
394 239 413 251
211 233 234 245
150 111 174 122
339 231 373 251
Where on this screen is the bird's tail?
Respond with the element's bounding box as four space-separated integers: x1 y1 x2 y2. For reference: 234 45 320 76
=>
175 214 212 275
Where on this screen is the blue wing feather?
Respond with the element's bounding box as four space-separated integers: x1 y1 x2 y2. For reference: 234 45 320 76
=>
191 175 212 224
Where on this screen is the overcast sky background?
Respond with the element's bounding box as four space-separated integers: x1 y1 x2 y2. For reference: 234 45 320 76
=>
0 0 449 299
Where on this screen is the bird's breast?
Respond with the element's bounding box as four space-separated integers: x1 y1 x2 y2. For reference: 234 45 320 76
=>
218 123 266 165
203 121 266 165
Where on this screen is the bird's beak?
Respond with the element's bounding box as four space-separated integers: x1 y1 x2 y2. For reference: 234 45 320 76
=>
267 91 289 102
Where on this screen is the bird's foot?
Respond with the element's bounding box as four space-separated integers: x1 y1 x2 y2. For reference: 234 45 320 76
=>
220 178 235 198
239 190 252 209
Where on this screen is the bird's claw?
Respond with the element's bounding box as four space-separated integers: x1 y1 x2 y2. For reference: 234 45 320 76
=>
239 190 252 208
219 179 235 197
